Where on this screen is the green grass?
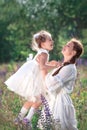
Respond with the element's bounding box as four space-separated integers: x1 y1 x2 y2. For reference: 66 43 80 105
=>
0 63 87 130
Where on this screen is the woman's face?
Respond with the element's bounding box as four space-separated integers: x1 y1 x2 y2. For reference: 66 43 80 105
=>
62 42 76 57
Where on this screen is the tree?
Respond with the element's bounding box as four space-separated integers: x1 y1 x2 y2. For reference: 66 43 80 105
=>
0 0 87 63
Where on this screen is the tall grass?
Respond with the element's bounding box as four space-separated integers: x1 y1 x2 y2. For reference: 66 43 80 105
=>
0 62 87 130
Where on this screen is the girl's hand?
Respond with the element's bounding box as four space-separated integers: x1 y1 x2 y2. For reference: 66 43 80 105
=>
56 61 62 67
47 60 62 67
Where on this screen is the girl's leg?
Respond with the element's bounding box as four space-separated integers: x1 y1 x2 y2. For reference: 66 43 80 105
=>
22 101 41 124
14 101 34 125
19 101 33 118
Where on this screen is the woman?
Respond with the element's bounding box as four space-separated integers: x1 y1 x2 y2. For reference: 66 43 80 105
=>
45 38 84 130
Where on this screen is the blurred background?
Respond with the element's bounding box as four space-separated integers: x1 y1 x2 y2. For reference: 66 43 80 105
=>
0 0 87 130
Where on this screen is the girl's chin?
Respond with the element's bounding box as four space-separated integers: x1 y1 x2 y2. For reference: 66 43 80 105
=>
50 47 53 50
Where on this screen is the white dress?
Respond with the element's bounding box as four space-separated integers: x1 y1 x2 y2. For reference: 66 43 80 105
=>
45 64 78 130
5 49 49 102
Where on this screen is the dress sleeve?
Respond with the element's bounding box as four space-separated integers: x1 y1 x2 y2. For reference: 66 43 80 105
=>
45 65 76 92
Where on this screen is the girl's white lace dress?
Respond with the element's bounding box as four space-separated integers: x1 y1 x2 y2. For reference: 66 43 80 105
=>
5 49 49 102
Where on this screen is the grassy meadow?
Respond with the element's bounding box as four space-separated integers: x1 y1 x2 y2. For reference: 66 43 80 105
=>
0 62 87 130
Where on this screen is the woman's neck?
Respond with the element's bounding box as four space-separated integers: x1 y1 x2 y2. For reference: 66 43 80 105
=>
63 56 72 63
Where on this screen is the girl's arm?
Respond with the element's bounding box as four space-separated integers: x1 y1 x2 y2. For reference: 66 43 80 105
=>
37 53 59 71
36 53 61 79
47 60 60 66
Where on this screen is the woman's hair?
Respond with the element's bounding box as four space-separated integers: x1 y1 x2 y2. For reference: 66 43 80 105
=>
69 38 84 64
32 30 52 51
52 38 84 76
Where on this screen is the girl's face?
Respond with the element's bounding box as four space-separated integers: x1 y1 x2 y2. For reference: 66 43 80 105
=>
41 36 54 51
62 42 76 57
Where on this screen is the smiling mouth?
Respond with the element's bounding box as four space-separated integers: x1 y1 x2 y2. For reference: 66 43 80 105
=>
51 44 53 47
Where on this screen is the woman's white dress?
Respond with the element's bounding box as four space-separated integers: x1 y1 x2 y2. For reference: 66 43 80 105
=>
45 64 78 130
5 49 49 102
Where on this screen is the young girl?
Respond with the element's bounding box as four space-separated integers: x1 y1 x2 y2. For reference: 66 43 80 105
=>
5 30 59 125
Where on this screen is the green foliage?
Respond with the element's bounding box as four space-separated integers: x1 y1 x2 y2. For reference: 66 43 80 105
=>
71 89 87 130
0 0 87 62
32 113 41 130
71 66 87 130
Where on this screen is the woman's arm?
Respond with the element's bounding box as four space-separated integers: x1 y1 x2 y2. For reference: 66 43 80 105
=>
45 65 76 92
